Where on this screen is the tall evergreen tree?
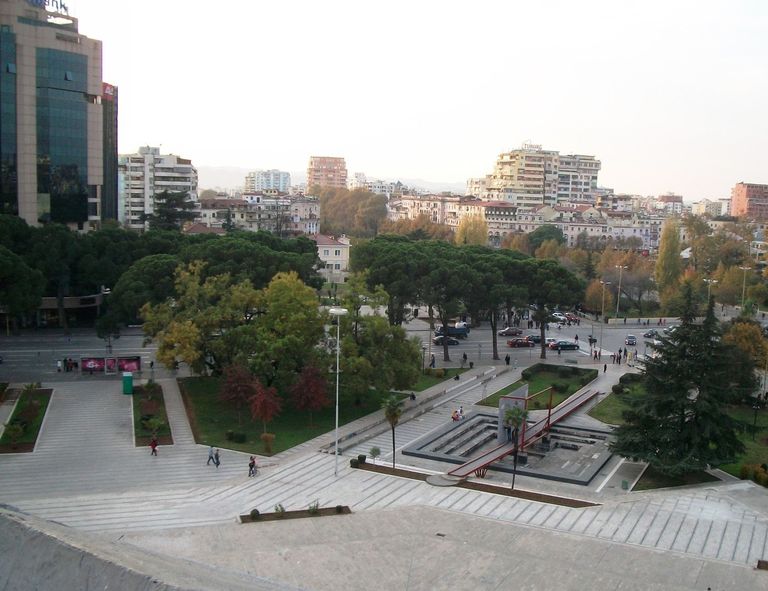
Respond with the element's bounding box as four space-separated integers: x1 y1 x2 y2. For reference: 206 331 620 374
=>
611 285 754 474
142 190 197 231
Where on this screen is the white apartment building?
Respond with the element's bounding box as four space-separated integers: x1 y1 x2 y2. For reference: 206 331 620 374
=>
472 144 601 207
313 234 350 283
196 193 319 236
656 193 684 215
119 146 198 231
348 172 396 196
244 170 291 193
691 198 727 217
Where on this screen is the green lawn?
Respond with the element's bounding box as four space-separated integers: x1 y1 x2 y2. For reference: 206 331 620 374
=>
412 368 467 392
634 466 718 491
131 383 173 444
589 382 645 425
0 387 51 446
478 365 597 409
180 377 406 455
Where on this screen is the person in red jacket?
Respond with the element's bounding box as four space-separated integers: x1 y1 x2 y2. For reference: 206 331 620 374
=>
150 437 158 456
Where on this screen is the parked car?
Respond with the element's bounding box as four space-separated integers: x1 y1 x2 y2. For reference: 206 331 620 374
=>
498 326 523 336
548 340 579 350
625 334 637 346
643 329 658 338
507 337 535 348
432 336 459 346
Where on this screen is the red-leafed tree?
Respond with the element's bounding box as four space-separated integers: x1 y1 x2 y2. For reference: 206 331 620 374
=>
290 364 330 426
220 363 256 426
249 380 282 434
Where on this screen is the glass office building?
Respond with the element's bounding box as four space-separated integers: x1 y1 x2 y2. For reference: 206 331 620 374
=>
0 0 109 229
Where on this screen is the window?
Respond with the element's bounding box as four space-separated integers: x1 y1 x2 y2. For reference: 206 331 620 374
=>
6 63 16 73
323 249 329 256
335 264 341 270
64 71 73 81
334 249 340 256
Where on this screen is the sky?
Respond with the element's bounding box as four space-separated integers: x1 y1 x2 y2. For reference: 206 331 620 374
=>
66 0 768 199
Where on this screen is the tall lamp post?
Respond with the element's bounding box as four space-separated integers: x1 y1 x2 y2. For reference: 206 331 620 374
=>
739 266 751 311
329 307 348 477
615 265 627 318
703 278 718 302
421 345 427 373
600 280 611 354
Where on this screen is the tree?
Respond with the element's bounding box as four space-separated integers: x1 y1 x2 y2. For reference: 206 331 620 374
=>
611 287 753 475
221 364 256 426
501 233 531 255
584 279 613 315
534 239 566 260
723 320 768 370
0 245 44 331
655 220 682 293
381 395 403 469
289 364 330 426
142 190 198 231
527 225 565 251
504 406 528 490
249 380 282 434
108 254 180 324
455 215 488 246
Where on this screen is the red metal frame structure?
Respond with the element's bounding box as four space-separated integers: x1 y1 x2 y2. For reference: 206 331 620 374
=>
447 388 597 479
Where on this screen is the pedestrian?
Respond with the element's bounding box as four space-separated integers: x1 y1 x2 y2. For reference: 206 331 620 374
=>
150 437 158 456
603 363 607 373
504 354 510 366
611 353 615 364
598 350 601 360
461 352 467 368
557 345 561 355
429 354 435 369
458 406 464 419
57 359 62 373
207 445 215 465
150 360 154 370
248 456 256 477
214 448 220 468
575 334 579 343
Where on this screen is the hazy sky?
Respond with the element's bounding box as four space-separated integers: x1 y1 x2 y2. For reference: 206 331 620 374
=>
67 0 767 198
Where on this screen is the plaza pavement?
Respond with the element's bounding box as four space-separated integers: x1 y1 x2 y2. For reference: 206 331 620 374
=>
0 355 767 589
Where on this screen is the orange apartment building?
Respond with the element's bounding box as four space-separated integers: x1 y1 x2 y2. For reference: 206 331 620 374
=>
306 156 348 190
731 182 768 219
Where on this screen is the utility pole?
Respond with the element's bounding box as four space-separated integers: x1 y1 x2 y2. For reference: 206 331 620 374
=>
615 265 627 318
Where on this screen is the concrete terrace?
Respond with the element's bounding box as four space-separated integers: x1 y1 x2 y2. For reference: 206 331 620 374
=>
0 359 767 589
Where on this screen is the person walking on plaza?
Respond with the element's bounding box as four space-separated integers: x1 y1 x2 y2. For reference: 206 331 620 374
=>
150 437 158 456
604 363 607 373
429 354 435 369
248 456 256 477
207 446 215 465
214 448 220 468
461 352 467 368
505 354 510 366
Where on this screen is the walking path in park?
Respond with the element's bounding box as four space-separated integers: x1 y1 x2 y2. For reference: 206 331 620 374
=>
0 357 766 586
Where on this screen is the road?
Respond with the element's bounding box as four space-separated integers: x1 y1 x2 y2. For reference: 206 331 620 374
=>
0 327 174 383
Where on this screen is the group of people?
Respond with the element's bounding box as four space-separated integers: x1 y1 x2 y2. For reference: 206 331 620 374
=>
610 348 633 365
451 406 464 422
57 358 78 372
206 446 221 468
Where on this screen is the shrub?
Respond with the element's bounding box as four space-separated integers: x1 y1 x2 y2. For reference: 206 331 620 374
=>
756 472 768 488
521 369 532 381
335 505 345 514
225 430 235 441
369 446 381 464
434 368 445 378
357 454 366 464
556 366 571 378
424 368 433 377
3 423 24 446
533 400 542 409
249 508 260 520
274 503 286 517
308 500 320 515
229 432 246 443
552 382 567 393
611 384 624 395
740 465 753 480
619 373 644 385
350 458 360 468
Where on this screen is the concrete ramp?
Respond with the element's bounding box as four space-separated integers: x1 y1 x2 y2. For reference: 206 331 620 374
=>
0 507 296 591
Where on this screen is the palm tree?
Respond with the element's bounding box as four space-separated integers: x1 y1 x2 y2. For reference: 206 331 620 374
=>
504 406 529 490
381 395 403 470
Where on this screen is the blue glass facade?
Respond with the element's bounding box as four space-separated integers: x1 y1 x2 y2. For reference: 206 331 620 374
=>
36 47 88 223
0 27 17 215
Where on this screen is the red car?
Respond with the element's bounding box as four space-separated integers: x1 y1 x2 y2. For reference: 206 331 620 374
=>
507 338 535 348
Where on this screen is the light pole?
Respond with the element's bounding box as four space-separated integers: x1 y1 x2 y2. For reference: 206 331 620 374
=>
329 307 348 477
703 278 718 302
739 266 751 310
600 280 611 354
421 345 427 373
752 398 762 442
615 265 627 318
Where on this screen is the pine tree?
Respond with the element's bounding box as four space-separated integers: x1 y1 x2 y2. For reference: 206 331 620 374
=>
611 284 753 475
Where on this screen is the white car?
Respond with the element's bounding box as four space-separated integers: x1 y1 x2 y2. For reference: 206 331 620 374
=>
552 312 567 322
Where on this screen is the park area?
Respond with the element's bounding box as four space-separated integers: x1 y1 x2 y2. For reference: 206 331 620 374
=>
179 377 417 455
477 363 597 409
0 384 51 453
589 374 768 486
132 381 173 446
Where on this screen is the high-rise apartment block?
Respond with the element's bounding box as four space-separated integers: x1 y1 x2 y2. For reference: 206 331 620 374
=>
469 144 600 207
118 146 198 231
0 0 113 229
731 182 768 220
307 156 347 190
244 169 291 193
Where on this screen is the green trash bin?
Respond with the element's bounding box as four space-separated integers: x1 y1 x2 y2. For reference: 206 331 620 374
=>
621 479 629 490
122 372 133 395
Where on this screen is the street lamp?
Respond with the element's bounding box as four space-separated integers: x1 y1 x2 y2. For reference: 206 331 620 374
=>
752 398 762 442
703 278 718 302
739 266 751 310
329 307 348 477
421 345 427 373
615 265 627 318
600 280 611 355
